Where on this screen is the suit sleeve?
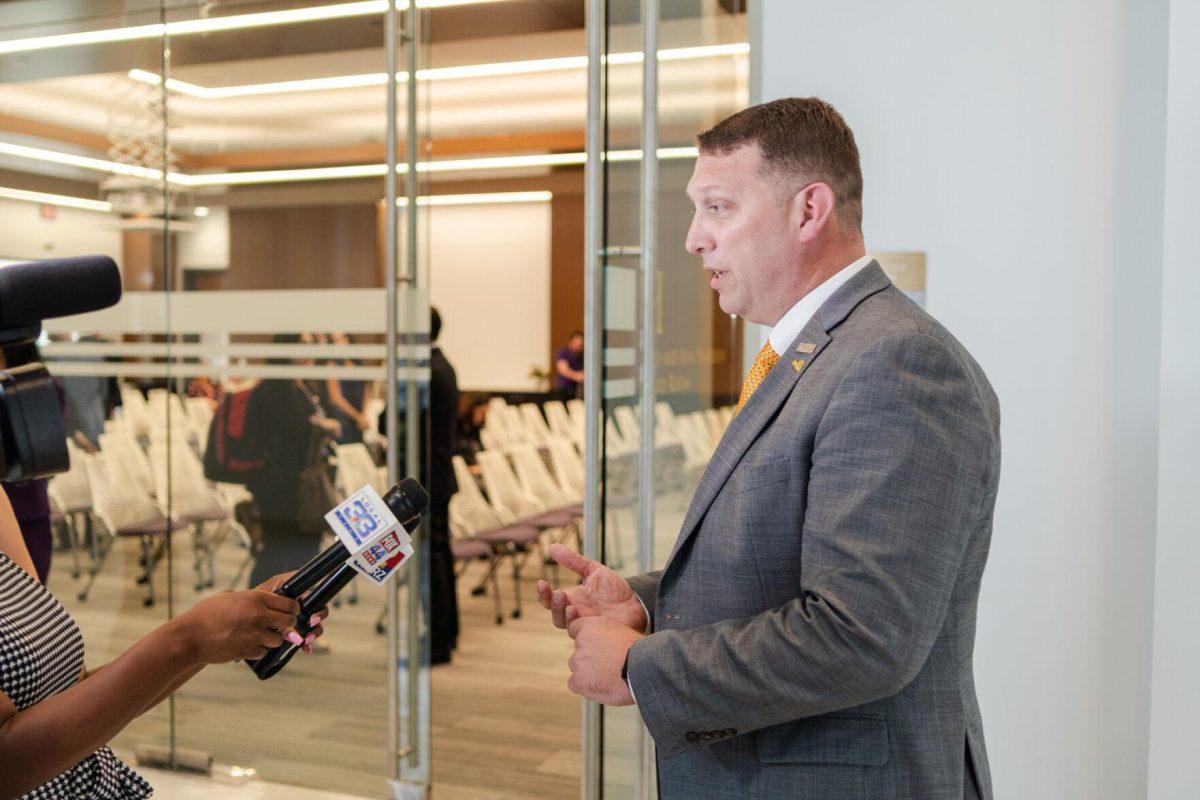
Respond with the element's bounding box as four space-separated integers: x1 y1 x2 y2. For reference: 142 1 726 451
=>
626 332 999 759
627 571 663 633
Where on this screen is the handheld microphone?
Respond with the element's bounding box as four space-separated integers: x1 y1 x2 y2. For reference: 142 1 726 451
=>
247 478 428 680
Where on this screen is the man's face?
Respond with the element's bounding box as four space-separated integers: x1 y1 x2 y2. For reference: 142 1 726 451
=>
685 144 798 326
569 335 584 354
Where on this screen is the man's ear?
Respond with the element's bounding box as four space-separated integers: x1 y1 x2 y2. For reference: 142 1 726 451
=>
790 182 836 244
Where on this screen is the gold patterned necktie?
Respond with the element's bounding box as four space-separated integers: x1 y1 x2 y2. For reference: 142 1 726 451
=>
737 340 780 412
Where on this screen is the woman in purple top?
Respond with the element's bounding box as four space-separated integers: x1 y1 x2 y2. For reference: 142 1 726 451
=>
553 330 585 401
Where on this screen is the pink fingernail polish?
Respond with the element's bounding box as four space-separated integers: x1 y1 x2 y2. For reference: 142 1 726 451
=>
304 634 316 645
309 615 321 627
286 631 303 646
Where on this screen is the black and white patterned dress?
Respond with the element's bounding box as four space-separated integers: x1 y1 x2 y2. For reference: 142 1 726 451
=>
0 551 153 799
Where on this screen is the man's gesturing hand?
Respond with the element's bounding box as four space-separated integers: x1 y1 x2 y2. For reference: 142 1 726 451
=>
536 544 648 633
567 616 641 706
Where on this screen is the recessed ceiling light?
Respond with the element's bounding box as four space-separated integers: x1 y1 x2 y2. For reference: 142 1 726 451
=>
194 206 210 217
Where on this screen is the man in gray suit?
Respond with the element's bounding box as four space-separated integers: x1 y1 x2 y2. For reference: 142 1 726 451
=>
537 97 999 799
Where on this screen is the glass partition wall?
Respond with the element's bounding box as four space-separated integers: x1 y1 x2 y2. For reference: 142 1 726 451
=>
0 0 748 796
585 1 748 797
0 2 430 797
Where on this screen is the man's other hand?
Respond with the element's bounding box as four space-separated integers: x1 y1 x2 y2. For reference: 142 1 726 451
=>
567 616 641 706
536 544 648 633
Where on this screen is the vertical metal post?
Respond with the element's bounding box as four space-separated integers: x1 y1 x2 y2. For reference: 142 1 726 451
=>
582 1 604 798
383 0 401 784
403 0 428 788
637 2 658 797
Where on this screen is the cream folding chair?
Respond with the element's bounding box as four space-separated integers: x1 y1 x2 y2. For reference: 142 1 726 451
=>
118 383 152 439
98 431 155 499
518 403 556 445
545 438 584 502
79 452 171 606
543 400 582 446
47 439 93 579
452 454 542 620
509 445 581 554
448 493 506 625
147 440 229 591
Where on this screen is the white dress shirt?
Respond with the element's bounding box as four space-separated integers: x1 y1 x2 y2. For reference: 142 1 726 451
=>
767 254 874 355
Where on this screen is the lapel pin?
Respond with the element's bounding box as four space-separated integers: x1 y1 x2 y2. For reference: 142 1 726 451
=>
792 359 806 372
796 342 816 354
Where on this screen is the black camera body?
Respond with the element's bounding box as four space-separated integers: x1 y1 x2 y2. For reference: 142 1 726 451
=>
0 256 123 482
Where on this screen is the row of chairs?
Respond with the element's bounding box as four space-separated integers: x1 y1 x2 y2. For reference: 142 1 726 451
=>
49 426 254 607
448 438 584 624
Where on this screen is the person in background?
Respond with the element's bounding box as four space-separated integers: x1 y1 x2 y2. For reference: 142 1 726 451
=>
325 331 371 445
552 331 585 401
57 333 115 452
0 339 59 584
455 391 490 469
185 375 224 410
427 307 460 664
246 333 341 588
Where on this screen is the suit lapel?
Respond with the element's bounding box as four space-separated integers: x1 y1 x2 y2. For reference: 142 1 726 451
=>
664 262 893 569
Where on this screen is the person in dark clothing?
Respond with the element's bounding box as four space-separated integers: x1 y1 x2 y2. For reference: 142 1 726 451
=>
455 391 490 468
325 332 371 445
552 331 584 401
427 307 460 664
246 334 341 588
0 340 59 583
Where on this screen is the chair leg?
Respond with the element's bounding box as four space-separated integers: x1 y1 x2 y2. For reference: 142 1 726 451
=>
76 527 115 602
65 514 82 579
509 544 523 619
471 555 501 596
141 535 155 607
488 552 504 625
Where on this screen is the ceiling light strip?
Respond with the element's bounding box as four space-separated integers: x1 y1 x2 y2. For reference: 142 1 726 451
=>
0 0 513 56
0 140 189 184
125 43 750 98
0 138 695 187
396 190 553 207
0 186 112 212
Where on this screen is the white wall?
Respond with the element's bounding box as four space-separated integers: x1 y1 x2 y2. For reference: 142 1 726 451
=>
757 1 1182 797
1147 1 1200 797
427 200 551 392
0 196 120 263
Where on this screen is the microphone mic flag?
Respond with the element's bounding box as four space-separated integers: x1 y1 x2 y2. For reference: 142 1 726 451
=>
247 478 428 680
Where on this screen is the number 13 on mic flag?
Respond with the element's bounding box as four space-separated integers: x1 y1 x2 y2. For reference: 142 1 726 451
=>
326 485 415 586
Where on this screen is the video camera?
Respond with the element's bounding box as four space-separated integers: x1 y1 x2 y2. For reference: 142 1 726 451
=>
0 255 122 482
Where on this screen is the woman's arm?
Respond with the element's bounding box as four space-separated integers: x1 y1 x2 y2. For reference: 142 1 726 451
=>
325 377 366 428
0 485 303 799
556 358 584 383
0 588 300 799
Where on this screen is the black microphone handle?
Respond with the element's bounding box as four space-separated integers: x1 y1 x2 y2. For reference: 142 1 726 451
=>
275 541 349 599
248 564 358 681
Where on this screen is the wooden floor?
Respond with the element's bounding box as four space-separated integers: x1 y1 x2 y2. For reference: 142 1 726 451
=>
50 533 580 799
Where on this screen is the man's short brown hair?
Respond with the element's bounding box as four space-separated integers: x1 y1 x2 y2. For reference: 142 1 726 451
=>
697 97 864 230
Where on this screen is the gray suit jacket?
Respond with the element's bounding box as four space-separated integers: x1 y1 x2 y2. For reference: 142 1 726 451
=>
627 263 999 800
